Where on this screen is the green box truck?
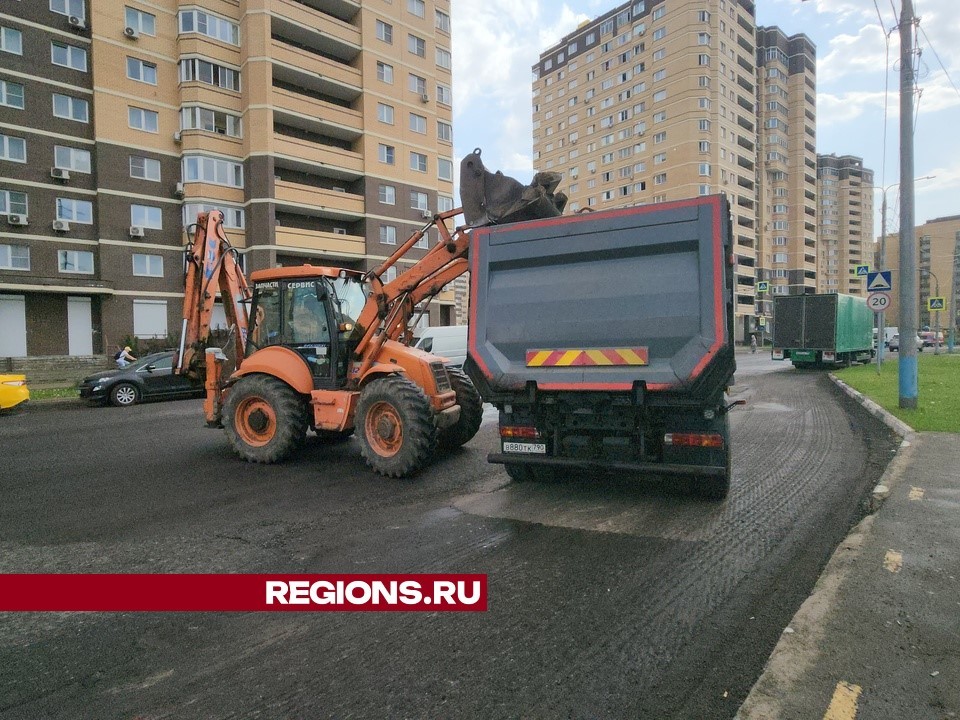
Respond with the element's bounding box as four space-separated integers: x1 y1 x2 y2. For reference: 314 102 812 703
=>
771 293 874 368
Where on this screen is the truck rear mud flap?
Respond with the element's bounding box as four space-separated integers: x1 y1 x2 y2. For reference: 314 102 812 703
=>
487 453 727 478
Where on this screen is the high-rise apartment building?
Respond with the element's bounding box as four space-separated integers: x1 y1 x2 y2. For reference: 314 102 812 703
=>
0 0 455 362
756 27 817 319
816 154 874 295
532 0 817 341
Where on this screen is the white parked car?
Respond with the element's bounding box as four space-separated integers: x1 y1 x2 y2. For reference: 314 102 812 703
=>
887 334 923 352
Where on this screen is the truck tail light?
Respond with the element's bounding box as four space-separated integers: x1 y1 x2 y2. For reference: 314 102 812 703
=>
664 432 724 448
772 348 784 360
500 426 541 440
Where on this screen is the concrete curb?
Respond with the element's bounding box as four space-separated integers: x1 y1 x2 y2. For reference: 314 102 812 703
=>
735 375 918 719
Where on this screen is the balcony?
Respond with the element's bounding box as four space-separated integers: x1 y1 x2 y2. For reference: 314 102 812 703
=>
275 180 364 220
271 9 360 64
287 0 359 23
274 134 363 180
275 226 365 258
272 86 361 142
270 39 362 103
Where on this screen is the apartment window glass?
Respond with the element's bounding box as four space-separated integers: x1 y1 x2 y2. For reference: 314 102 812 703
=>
774 253 788 263
408 34 426 58
51 42 87 72
127 57 157 84
437 120 452 142
56 198 92 223
183 203 244 229
0 80 24 109
133 300 168 338
438 195 454 212
51 0 84 17
180 106 241 137
653 28 665 41
436 84 452 105
0 190 28 216
699 163 711 176
408 0 425 18
698 119 711 131
125 7 156 35
377 61 394 83
378 144 395 165
54 146 90 173
58 249 94 274
377 102 394 124
654 152 666 165
410 191 428 211
435 9 450 32
130 156 161 181
0 27 23 55
378 185 396 205
409 113 426 134
652 6 665 20
179 59 240 91
0 244 29 270
128 106 159 132
436 48 451 69
410 152 427 173
53 94 89 123
182 155 243 187
653 90 666 102
0 134 26 163
653 131 666 144
654 173 666 185
376 20 393 43
379 225 397 245
409 74 426 94
438 158 453 181
178 10 239 44
131 204 162 229
133 253 163 277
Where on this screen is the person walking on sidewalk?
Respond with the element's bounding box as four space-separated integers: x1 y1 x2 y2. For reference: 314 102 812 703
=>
750 334 758 354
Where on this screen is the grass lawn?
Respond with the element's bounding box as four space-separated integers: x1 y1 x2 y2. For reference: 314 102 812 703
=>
834 353 960 432
30 386 77 401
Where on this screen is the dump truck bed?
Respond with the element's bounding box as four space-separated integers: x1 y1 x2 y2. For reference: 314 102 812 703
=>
467 196 734 397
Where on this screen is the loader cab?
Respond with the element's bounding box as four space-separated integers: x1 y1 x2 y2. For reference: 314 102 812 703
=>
246 270 367 390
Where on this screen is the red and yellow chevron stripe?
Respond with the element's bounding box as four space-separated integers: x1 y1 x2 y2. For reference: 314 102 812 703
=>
525 347 649 367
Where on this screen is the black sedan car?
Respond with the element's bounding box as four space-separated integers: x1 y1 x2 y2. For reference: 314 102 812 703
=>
79 351 203 407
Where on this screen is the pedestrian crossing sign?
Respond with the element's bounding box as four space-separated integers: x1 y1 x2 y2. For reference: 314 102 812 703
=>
756 281 769 293
855 265 870 276
928 297 945 310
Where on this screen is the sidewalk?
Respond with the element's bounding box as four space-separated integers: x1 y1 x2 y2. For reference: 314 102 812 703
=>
738 406 959 717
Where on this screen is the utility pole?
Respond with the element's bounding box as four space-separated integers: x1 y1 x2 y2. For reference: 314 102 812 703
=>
951 230 960 353
898 0 918 408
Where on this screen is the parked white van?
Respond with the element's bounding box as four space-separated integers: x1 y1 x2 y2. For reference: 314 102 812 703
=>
414 325 468 367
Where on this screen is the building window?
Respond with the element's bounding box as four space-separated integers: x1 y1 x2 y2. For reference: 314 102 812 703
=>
774 253 788 263
653 28 665 41
408 0 425 18
699 184 711 195
125 6 156 35
436 47 451 69
699 140 710 153
408 34 426 58
376 20 393 44
409 74 427 95
132 253 164 277
179 58 240 91
654 173 666 185
180 106 241 137
437 120 452 142
51 42 88 72
56 198 93 223
0 26 23 55
183 203 244 229
435 9 450 32
698 54 710 67
0 244 29 270
126 57 157 84
50 0 85 17
377 61 394 84
128 106 159 133
654 152 667 165
698 119 711 131
133 300 168 339
182 155 243 187
131 204 162 229
437 195 454 212
438 158 453 181
377 102 394 124
58 249 94 274
54 146 90 173
773 220 788 230
410 191 428 211
437 84 452 105
378 144 395 165
773 204 788 214
0 80 24 109
379 185 395 205
653 131 666 144
53 94 89 123
699 163 711 176
410 152 427 173
178 10 239 44
379 225 397 245
130 156 161 181
409 113 426 134
0 134 26 163
0 190 28 216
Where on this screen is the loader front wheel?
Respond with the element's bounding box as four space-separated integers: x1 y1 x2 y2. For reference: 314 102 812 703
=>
223 374 307 463
357 376 438 478
438 367 483 451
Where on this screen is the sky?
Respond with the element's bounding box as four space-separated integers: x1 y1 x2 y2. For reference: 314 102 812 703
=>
449 0 960 236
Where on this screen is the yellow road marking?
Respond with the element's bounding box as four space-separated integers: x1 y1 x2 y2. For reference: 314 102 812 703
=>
823 680 862 720
883 550 903 574
585 350 613 365
909 486 925 501
556 350 581 366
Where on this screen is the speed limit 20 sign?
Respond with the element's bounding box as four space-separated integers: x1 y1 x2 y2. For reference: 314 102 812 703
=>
867 292 892 311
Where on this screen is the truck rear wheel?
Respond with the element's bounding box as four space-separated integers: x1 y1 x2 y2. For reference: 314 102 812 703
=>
357 376 438 478
223 374 308 463
438 367 483 451
695 415 732 500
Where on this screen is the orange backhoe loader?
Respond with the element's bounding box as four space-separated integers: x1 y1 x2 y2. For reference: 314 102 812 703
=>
176 150 565 478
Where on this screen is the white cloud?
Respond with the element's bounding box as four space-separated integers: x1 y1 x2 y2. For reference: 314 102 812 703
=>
818 24 890 83
817 89 889 126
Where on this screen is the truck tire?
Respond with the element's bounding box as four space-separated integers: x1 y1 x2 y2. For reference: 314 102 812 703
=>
438 367 483 451
357 376 438 478
696 415 731 501
223 374 308 463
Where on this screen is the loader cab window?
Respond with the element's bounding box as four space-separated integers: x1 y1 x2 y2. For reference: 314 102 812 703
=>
248 283 282 350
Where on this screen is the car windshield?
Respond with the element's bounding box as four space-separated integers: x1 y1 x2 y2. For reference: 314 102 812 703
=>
130 353 171 371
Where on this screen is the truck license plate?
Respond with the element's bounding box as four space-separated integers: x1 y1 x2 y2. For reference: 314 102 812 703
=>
503 442 547 454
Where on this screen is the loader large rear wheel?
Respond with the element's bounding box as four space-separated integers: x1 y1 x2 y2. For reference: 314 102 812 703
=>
357 376 438 478
223 374 308 464
438 367 483 451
